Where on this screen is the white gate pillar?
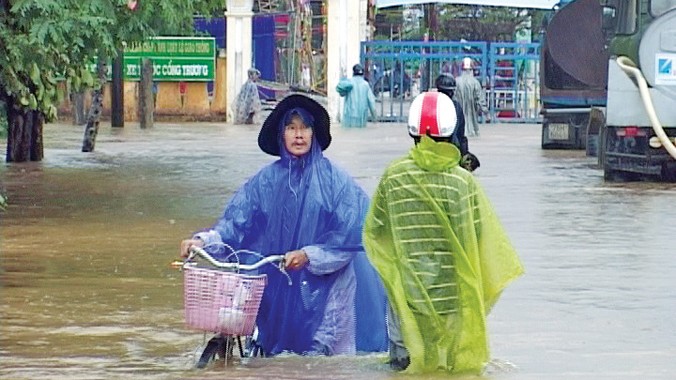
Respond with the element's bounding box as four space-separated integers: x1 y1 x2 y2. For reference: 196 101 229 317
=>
327 0 368 122
225 0 254 123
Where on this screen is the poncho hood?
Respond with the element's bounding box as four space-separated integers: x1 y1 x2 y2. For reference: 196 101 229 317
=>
410 135 461 172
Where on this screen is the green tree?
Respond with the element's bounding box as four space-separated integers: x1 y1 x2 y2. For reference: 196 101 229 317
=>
373 5 548 42
0 101 7 138
0 0 223 162
437 5 537 42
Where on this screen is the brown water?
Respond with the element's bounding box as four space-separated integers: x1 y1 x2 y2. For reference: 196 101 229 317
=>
1 121 675 380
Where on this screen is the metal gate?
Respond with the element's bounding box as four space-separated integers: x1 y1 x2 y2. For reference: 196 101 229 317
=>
487 42 541 123
360 40 541 124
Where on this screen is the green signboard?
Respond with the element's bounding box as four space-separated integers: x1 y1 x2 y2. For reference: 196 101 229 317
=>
123 37 216 82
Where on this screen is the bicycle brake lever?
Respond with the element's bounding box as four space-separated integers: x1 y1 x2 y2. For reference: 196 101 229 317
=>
277 261 293 286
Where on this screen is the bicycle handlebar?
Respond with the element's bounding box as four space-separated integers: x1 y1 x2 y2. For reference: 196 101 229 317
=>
184 246 286 272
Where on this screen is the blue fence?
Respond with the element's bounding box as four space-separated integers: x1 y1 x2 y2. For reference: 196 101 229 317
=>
360 40 542 124
487 42 541 123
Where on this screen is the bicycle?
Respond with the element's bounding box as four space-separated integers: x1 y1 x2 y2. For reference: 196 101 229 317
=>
173 245 290 368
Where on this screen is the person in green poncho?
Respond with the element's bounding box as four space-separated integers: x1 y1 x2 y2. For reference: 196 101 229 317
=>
363 91 524 374
336 64 376 128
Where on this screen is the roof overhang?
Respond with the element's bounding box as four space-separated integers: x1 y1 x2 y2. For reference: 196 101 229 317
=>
375 0 561 10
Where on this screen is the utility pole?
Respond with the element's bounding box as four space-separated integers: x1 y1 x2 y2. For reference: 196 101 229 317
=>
111 49 124 128
424 3 437 42
422 3 437 91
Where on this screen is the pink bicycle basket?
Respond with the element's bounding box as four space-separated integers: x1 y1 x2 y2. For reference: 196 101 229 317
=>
183 266 267 336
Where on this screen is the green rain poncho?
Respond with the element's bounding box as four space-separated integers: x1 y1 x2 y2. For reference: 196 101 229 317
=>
336 75 376 128
363 136 524 374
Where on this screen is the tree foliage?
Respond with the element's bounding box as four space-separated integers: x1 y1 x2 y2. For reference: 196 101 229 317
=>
0 101 7 137
374 4 550 42
437 5 537 41
0 0 224 125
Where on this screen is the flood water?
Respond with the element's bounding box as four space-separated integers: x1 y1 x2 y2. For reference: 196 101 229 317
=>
1 120 675 380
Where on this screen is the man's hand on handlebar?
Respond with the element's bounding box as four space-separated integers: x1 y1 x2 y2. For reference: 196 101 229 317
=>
284 250 308 270
180 238 205 258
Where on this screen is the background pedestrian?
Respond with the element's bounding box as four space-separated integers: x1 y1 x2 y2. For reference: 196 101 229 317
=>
336 64 376 128
454 57 490 136
234 67 262 125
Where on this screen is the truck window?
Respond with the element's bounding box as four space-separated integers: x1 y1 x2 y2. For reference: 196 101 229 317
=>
650 0 676 17
602 0 638 34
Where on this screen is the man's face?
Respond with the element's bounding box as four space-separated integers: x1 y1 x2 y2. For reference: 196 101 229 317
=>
283 115 313 157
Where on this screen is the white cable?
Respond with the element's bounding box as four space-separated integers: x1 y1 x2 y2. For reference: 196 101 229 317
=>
615 56 676 159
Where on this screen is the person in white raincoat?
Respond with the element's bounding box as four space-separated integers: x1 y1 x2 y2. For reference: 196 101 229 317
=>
454 57 490 137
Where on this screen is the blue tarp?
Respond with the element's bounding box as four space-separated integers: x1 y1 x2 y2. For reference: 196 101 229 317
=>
194 15 278 100
194 16 225 49
253 15 277 100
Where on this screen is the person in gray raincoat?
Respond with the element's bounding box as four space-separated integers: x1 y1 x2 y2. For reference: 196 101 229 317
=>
234 68 262 125
454 58 490 137
336 64 376 128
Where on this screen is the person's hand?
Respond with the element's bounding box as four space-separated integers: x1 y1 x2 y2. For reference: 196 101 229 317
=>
180 238 204 258
284 250 309 270
461 152 481 172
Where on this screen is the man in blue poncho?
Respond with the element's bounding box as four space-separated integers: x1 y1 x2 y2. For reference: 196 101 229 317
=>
180 94 388 357
336 64 377 128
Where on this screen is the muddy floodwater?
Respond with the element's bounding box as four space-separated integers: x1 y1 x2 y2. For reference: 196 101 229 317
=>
1 121 675 380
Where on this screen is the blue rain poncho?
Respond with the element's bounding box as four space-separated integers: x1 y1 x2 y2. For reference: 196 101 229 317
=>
195 108 388 356
336 75 376 128
363 136 524 373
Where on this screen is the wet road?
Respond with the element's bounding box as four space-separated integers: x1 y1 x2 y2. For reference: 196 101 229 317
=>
1 120 675 379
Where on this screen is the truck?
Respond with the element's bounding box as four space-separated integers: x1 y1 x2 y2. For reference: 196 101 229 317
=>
540 0 610 150
593 0 676 181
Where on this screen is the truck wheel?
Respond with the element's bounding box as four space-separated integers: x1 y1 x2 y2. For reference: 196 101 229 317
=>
603 166 622 181
570 114 588 149
604 166 639 182
661 164 676 182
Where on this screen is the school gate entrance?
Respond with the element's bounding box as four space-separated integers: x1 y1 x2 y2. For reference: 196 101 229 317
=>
360 41 541 124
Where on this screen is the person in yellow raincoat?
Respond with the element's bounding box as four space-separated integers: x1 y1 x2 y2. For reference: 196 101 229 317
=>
362 91 524 374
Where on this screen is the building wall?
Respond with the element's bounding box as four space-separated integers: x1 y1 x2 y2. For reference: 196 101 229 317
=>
57 56 227 122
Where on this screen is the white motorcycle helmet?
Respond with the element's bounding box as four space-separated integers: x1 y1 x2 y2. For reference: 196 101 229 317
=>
462 57 473 70
407 92 457 139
